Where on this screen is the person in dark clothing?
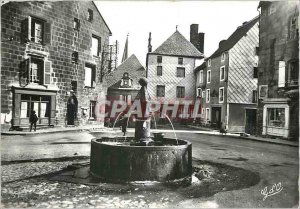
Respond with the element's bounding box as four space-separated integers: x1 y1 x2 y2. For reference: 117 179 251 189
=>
66 90 78 125
220 122 227 135
120 114 128 136
29 110 38 132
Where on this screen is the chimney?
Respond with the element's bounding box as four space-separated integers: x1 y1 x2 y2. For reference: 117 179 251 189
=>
190 24 205 54
219 40 226 49
148 32 152 52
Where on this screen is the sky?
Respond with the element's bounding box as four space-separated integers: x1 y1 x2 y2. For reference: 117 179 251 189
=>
95 1 259 67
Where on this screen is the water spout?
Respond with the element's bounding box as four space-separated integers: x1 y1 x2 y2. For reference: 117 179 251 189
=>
112 112 124 131
163 114 178 145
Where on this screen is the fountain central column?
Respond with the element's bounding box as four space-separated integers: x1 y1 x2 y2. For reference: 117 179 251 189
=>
134 78 152 144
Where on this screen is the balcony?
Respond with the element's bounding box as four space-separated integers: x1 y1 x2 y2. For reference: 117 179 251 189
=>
286 79 299 87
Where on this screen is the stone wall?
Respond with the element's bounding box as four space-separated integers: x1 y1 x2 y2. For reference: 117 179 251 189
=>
1 1 111 128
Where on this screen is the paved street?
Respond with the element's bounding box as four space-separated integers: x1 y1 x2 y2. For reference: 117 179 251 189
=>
1 130 298 208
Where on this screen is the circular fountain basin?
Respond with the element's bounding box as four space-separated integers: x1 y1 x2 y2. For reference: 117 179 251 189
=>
90 137 192 183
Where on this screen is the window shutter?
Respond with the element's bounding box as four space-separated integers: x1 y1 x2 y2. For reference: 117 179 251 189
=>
44 22 51 45
13 94 21 126
91 67 96 87
21 18 29 43
98 37 101 55
278 61 285 87
44 60 51 85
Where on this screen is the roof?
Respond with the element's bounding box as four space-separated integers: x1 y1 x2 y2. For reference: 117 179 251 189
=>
194 61 206 72
150 31 204 58
258 1 271 8
208 16 259 59
106 54 145 89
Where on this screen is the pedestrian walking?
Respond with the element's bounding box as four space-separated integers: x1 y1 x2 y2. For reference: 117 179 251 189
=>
120 113 128 136
29 110 38 132
220 122 227 135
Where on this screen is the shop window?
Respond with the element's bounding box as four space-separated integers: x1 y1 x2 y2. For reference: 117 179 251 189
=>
176 86 185 98
176 67 185 77
84 64 96 88
157 66 162 76
91 35 101 56
156 85 165 97
21 16 51 45
267 108 285 127
20 94 51 119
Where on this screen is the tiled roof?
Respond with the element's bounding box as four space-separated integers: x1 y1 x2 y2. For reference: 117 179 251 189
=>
194 61 206 72
208 16 259 59
150 31 204 58
106 54 145 89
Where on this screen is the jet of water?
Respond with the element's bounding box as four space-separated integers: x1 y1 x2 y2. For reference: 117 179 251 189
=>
112 112 124 131
163 113 178 145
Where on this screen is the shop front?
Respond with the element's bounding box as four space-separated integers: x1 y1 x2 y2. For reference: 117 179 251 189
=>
12 87 57 129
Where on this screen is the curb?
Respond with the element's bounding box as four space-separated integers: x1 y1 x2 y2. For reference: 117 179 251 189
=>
2 126 298 147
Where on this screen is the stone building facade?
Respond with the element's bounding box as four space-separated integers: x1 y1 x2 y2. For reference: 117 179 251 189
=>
257 1 299 140
1 1 111 130
195 17 259 133
146 30 204 121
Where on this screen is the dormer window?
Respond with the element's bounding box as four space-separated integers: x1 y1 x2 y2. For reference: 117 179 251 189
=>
120 72 132 87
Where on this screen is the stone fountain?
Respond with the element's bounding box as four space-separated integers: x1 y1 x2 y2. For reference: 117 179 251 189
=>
90 78 192 183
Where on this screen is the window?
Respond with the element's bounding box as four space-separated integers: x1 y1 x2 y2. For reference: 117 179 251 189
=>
73 18 80 30
289 16 299 39
176 67 185 77
178 57 183 65
252 90 258 103
88 9 93 21
157 66 162 76
287 60 299 87
220 66 225 81
268 4 276 15
202 91 205 98
253 67 258 79
199 70 203 83
19 56 52 85
71 81 77 93
221 53 225 62
156 85 165 97
197 88 202 97
259 85 268 99
72 51 79 63
207 70 211 83
206 108 210 121
84 64 96 87
267 108 285 127
176 86 185 98
255 47 259 56
219 87 224 103
21 16 51 45
89 101 96 119
206 89 210 103
207 59 211 67
157 56 162 63
278 61 285 87
91 35 101 56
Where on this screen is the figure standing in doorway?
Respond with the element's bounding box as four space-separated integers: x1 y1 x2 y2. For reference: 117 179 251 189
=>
29 110 38 132
66 90 78 125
